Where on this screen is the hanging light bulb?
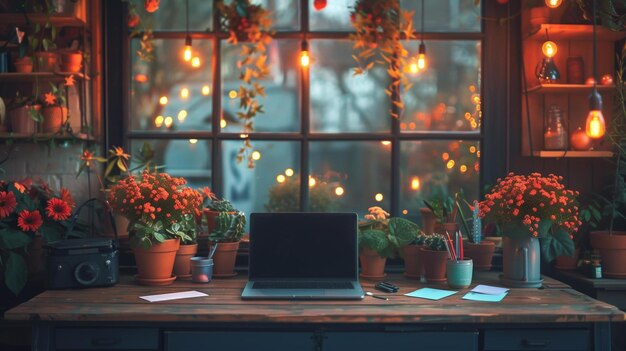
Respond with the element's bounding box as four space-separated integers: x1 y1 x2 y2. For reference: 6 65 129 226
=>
417 42 427 70
408 57 419 74
300 40 310 67
191 56 200 68
183 35 192 62
541 40 557 58
585 0 605 140
545 0 562 8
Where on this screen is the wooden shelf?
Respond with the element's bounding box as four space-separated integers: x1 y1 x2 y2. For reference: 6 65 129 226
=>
532 150 613 158
525 84 615 95
0 13 85 27
0 72 89 82
526 24 626 42
0 132 94 142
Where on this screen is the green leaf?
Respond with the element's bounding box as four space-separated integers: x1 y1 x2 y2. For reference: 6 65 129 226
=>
540 227 574 264
5 252 27 295
358 229 388 255
153 232 166 242
388 218 418 247
0 230 32 250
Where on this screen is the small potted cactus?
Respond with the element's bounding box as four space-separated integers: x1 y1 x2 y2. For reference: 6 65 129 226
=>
421 234 449 282
208 211 246 277
462 201 495 271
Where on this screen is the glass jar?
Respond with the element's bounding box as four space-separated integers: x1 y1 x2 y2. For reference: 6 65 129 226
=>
544 105 567 150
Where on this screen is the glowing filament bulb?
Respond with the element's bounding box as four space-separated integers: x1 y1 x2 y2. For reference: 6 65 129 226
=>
381 140 391 146
285 168 294 177
417 42 427 70
183 36 192 62
191 56 200 68
177 110 187 122
251 151 261 160
375 193 384 202
159 96 168 105
228 90 238 99
202 85 211 95
220 119 227 129
585 110 606 139
180 88 189 99
542 41 558 58
446 160 455 169
309 177 316 187
154 115 164 127
300 50 310 67
189 139 198 144
276 175 286 183
164 116 173 128
335 186 345 196
410 177 420 190
545 0 562 8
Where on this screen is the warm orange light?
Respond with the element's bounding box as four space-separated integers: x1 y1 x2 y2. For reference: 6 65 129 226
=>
442 152 450 161
276 175 286 183
135 74 148 83
460 165 468 173
251 151 261 160
183 45 192 62
177 110 187 122
469 146 477 153
164 116 173 128
375 193 384 202
300 50 310 67
409 58 419 74
220 119 227 128
585 110 606 139
381 140 391 146
335 186 345 196
545 0 562 8
542 41 558 58
309 177 316 187
202 85 211 95
410 177 420 191
417 53 426 70
189 139 198 144
446 160 455 169
191 56 201 68
285 168 294 177
228 90 238 99
402 209 408 215
180 88 189 99
159 96 168 105
154 115 164 127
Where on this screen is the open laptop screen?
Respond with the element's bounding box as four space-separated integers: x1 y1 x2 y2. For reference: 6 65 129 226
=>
249 213 358 280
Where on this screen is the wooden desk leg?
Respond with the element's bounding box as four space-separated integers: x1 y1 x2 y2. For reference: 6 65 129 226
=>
32 323 53 351
594 322 611 351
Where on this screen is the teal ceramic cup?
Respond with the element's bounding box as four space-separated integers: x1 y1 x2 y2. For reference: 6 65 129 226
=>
447 259 473 289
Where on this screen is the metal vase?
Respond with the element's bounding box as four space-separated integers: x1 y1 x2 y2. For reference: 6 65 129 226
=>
501 236 542 288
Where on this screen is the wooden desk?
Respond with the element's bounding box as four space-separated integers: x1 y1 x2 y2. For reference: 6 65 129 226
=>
5 272 625 351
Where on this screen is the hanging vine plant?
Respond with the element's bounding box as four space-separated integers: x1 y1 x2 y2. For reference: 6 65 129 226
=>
218 0 273 168
350 0 415 119
125 0 156 61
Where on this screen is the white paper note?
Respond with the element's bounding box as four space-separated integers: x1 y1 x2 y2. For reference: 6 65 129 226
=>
140 290 208 302
470 284 509 295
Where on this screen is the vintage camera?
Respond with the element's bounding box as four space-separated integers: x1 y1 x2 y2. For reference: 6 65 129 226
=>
45 238 119 289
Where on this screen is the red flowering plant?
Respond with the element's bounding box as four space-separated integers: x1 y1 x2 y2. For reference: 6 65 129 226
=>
0 179 80 295
478 172 582 263
107 171 203 249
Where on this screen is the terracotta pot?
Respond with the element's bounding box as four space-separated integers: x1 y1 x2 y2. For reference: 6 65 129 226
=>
132 238 180 285
482 236 502 249
60 51 82 72
403 244 425 279
590 231 626 278
359 247 386 279
33 52 58 72
554 248 580 271
210 241 240 277
421 248 448 282
203 209 220 233
420 208 437 235
173 243 198 280
463 241 495 271
14 57 33 73
41 106 67 133
9 105 39 134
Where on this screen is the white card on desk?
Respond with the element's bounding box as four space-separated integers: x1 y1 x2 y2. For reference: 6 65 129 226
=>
470 285 509 295
140 290 208 302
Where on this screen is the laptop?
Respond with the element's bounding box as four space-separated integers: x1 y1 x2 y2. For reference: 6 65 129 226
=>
241 212 364 300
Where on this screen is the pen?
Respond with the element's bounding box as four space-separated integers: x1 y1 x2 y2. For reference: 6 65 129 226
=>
366 292 388 300
458 230 464 260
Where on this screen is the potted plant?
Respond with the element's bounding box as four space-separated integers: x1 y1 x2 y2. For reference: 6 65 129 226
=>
7 92 42 134
0 179 79 295
60 50 82 73
421 234 449 283
107 171 203 286
40 78 72 133
13 55 33 73
479 172 580 288
28 5 58 72
358 206 419 279
208 211 246 278
172 214 199 280
201 190 236 234
402 231 427 279
424 194 459 237
461 200 495 271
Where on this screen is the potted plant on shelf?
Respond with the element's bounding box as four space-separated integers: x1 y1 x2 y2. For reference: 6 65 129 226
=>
41 78 72 133
208 211 246 278
201 191 236 234
424 193 459 237
421 234 449 283
358 206 419 280
7 92 42 134
13 55 33 73
107 171 203 286
172 214 199 280
461 200 495 271
27 5 58 72
479 172 580 288
402 231 427 279
59 50 82 73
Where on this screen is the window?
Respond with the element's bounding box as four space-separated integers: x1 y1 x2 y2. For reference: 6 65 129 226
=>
124 0 483 226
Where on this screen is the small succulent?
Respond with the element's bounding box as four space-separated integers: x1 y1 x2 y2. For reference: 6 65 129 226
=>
425 234 447 252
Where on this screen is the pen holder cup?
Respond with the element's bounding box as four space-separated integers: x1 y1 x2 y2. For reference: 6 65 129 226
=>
190 257 214 283
447 259 473 289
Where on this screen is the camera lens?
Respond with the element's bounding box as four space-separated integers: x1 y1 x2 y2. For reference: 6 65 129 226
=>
74 262 99 286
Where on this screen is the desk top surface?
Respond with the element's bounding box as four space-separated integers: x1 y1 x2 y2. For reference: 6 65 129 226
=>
5 272 625 324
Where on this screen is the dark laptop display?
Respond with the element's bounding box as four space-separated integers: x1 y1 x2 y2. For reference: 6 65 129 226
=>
241 213 364 300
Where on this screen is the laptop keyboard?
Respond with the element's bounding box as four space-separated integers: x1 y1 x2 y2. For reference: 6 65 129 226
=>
253 281 353 290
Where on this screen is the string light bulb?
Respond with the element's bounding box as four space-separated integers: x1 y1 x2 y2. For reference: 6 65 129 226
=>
191 56 200 68
300 40 310 67
408 57 419 74
541 40 557 58
545 0 562 8
183 35 192 62
417 42 427 70
585 0 605 140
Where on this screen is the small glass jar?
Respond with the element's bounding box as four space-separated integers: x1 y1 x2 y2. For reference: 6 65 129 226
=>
544 105 567 150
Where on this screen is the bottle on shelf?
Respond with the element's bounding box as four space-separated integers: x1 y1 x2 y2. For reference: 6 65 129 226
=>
544 105 567 150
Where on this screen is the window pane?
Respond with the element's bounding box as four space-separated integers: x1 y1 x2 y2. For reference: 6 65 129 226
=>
310 141 391 216
401 40 481 133
223 141 300 220
310 40 391 133
221 0 300 30
399 140 480 225
130 39 214 132
133 0 214 31
309 0 356 31
221 40 300 133
403 0 481 33
129 139 212 189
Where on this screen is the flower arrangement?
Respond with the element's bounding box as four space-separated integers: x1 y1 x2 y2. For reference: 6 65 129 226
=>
107 171 203 248
479 172 581 261
0 179 78 295
358 206 419 258
218 0 273 168
350 0 415 119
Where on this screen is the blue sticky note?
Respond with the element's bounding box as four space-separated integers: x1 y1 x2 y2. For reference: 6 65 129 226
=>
405 288 457 300
462 291 508 302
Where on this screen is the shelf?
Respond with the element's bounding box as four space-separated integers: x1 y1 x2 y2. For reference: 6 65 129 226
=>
0 72 90 82
532 150 613 158
0 13 85 27
525 84 615 95
526 24 626 42
0 132 94 142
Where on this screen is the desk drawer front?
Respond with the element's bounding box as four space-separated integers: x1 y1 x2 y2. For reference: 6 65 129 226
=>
165 331 313 351
484 329 590 350
56 328 158 350
324 332 478 351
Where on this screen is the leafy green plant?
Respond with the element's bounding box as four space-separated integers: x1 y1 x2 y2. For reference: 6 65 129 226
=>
209 211 247 243
7 92 43 123
27 1 58 53
358 207 419 258
424 234 447 251
423 195 456 224
205 198 236 212
408 230 428 246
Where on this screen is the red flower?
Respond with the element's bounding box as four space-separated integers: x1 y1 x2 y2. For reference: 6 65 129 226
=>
60 188 75 210
0 191 17 218
17 210 43 232
46 198 72 221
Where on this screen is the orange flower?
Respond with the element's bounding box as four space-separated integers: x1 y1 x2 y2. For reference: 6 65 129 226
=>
0 191 17 218
46 198 72 221
64 74 75 87
14 182 26 193
112 146 130 160
60 188 75 209
44 92 56 106
81 149 94 166
17 210 43 232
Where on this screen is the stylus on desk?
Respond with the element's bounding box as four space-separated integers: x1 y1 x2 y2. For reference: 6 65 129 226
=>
366 292 388 301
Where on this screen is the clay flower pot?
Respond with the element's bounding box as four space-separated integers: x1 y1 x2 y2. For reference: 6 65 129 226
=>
359 247 386 280
41 106 67 133
421 248 448 283
132 238 180 286
554 248 580 271
173 243 198 280
33 51 58 72
13 56 33 73
203 209 220 233
463 241 495 271
420 208 437 235
60 51 82 72
210 241 240 278
590 231 626 278
9 105 40 134
403 244 425 279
